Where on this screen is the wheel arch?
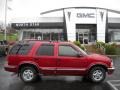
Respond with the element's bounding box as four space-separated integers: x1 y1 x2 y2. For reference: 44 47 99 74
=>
18 63 40 75
87 64 108 74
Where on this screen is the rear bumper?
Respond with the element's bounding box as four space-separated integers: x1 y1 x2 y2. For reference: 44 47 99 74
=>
108 67 115 74
4 64 17 72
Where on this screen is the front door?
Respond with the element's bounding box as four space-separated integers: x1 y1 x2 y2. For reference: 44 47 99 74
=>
56 44 87 75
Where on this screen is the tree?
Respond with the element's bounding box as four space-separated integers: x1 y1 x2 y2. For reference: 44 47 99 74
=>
0 21 4 32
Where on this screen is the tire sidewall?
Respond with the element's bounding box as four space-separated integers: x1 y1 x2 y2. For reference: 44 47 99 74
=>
89 67 106 83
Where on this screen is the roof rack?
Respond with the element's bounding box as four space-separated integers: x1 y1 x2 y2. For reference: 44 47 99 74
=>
18 39 69 44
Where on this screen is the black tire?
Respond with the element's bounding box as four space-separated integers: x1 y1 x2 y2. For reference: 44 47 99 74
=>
20 66 39 83
88 67 106 83
82 75 90 82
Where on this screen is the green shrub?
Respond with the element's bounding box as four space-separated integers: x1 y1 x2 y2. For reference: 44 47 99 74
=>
80 45 86 50
73 41 86 50
116 47 120 55
105 43 116 55
73 41 119 55
73 41 81 47
96 41 105 48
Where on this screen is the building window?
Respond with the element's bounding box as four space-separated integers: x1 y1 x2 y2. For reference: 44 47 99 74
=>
22 29 64 41
76 24 97 44
108 29 120 42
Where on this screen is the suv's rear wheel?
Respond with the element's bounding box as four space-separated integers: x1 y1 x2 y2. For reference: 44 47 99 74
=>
20 66 39 83
89 67 106 83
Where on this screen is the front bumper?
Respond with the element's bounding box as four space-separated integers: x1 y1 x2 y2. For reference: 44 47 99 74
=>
108 67 115 74
4 64 17 72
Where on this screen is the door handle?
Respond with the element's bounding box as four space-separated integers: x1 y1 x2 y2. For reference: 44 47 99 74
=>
57 58 61 61
34 57 39 60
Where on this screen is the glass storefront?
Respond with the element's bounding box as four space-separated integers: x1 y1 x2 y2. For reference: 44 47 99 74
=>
76 24 97 44
108 29 120 42
22 29 64 41
76 29 89 44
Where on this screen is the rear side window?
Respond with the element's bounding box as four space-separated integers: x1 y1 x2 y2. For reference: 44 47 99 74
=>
36 44 54 56
17 44 33 55
9 43 33 55
9 44 21 55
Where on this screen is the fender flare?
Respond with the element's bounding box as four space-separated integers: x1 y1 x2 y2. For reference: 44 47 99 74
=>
18 61 41 73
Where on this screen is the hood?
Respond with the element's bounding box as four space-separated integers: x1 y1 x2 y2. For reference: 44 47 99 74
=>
87 54 111 61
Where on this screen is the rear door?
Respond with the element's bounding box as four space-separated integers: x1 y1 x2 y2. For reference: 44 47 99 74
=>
8 44 22 65
34 43 57 75
16 43 34 65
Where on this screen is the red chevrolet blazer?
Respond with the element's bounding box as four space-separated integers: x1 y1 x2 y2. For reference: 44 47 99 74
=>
4 41 115 83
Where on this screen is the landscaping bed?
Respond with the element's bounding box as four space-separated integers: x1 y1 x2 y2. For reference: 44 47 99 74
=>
73 41 120 55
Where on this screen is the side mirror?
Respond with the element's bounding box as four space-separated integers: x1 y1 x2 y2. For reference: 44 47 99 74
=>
76 52 83 57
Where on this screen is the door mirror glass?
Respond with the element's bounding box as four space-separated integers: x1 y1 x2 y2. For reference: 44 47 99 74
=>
76 52 83 57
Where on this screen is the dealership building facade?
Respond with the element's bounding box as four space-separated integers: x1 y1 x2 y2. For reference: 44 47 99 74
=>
11 7 120 44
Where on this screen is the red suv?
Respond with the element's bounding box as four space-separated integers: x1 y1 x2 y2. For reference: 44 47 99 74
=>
4 41 115 83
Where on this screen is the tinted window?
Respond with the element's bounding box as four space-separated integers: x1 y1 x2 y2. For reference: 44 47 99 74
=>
36 44 54 56
17 44 33 55
9 44 21 54
59 45 78 56
9 43 33 55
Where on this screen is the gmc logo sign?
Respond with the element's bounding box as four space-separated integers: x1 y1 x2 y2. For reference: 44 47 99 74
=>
77 13 95 18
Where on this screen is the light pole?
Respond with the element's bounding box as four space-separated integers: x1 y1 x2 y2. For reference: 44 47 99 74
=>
4 0 12 40
4 0 8 40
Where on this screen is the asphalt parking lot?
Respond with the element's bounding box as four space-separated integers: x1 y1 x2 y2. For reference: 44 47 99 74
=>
0 56 120 90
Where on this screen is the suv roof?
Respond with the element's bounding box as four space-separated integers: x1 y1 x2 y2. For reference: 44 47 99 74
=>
18 40 73 45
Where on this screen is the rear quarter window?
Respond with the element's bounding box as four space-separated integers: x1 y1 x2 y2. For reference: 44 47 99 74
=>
17 44 33 55
9 44 21 55
9 43 33 55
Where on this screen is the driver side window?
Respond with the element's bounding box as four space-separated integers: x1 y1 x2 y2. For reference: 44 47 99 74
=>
59 45 78 56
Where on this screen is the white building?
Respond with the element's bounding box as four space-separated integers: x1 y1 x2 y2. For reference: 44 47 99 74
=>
11 7 120 44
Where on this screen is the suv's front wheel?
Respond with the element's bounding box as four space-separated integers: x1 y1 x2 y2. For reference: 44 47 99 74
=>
20 66 39 83
89 67 106 83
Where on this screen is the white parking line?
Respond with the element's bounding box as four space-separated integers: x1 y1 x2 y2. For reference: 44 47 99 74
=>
109 80 120 82
107 80 120 90
113 84 120 87
107 81 119 90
